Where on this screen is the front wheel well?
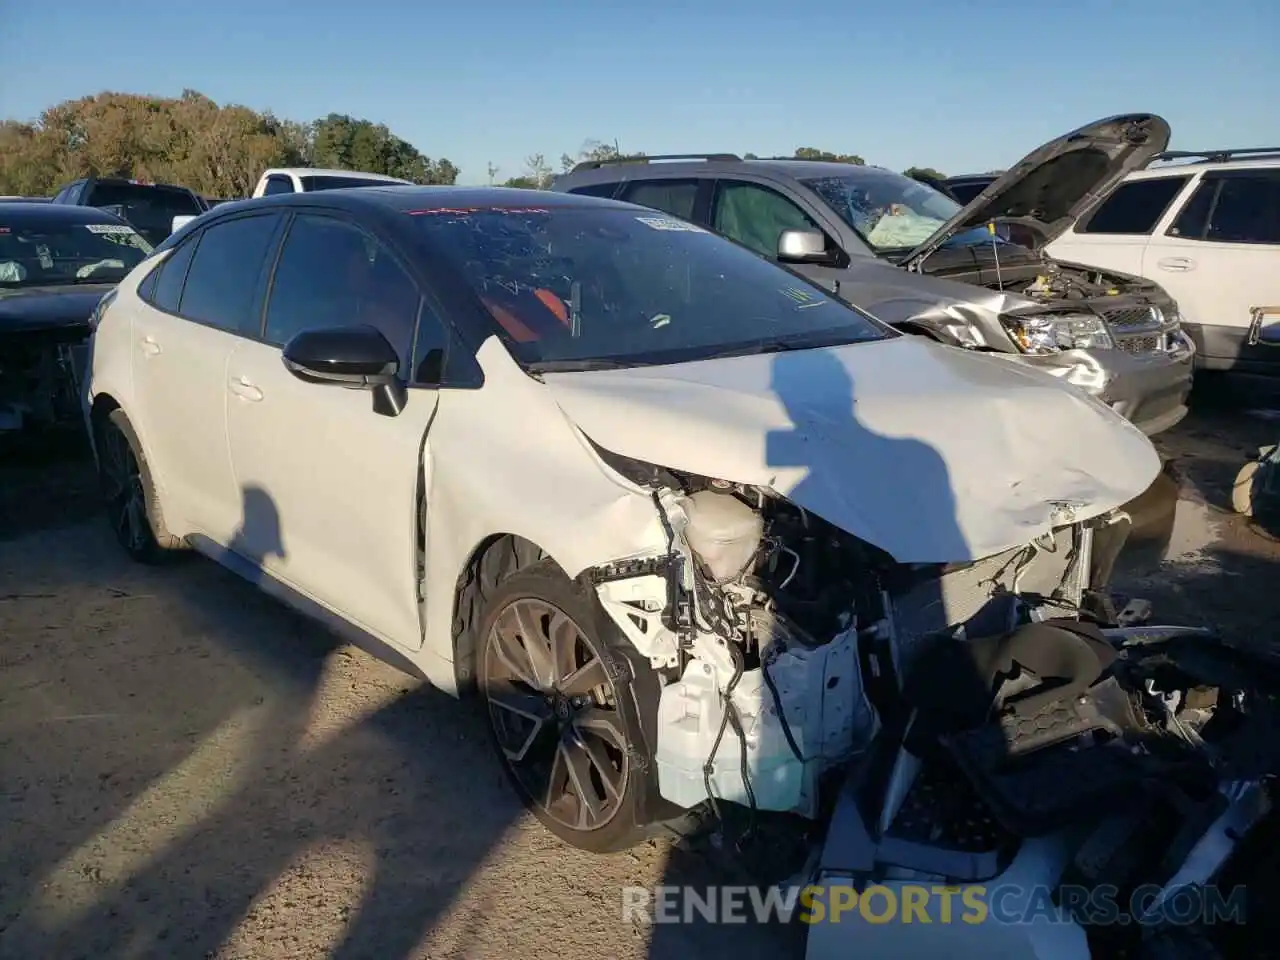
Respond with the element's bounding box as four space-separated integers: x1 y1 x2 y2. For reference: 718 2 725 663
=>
451 533 549 694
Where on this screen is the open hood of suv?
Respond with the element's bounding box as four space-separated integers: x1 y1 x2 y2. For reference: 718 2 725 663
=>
900 113 1171 269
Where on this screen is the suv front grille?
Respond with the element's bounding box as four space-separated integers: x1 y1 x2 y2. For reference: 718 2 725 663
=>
1103 305 1163 330
1117 334 1161 355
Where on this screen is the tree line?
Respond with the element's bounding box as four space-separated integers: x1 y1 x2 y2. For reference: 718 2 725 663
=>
0 91 951 199
0 91 459 199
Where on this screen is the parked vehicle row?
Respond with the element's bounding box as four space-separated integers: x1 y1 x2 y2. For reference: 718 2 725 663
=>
552 115 1197 437
80 174 1278 959
945 147 1280 380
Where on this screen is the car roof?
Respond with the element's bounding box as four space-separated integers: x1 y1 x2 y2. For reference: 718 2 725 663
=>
211 185 625 218
0 202 132 225
558 156 914 185
1129 156 1280 179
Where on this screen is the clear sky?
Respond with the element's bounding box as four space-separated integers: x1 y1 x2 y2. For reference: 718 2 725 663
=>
2 0 1276 185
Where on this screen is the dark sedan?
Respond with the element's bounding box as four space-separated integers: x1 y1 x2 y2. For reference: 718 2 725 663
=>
1 203 153 431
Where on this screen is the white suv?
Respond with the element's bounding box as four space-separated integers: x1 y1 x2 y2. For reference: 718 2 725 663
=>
1047 148 1280 375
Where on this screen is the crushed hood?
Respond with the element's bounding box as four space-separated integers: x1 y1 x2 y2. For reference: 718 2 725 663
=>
0 283 112 335
542 335 1160 564
900 113 1171 268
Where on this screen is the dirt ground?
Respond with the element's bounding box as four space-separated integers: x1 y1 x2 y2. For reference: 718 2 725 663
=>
2 380 1279 960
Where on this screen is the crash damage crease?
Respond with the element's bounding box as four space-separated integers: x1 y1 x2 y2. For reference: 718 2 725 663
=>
503 337 1277 959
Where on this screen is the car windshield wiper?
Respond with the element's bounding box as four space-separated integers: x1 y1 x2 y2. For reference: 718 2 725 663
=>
525 357 642 374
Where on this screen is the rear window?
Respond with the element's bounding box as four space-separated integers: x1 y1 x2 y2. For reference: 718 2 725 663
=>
1078 177 1189 235
300 175 403 191
86 183 201 216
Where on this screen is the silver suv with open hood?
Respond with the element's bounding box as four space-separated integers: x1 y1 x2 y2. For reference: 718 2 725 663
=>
553 114 1195 436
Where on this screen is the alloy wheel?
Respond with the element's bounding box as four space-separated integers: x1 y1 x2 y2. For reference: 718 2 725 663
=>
482 597 629 832
100 424 149 554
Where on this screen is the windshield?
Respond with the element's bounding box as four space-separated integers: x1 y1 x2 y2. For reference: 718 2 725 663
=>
802 172 963 252
410 205 891 370
0 219 152 286
302 175 403 191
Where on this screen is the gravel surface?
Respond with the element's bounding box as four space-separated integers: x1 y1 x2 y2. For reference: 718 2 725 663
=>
2 382 1279 960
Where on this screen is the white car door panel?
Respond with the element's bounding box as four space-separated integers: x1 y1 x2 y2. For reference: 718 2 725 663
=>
1142 170 1280 347
130 214 283 542
225 211 437 651
132 306 239 538
225 339 438 650
1047 174 1196 280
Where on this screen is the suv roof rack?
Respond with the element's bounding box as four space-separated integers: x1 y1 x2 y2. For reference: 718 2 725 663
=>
570 152 741 172
1152 147 1280 164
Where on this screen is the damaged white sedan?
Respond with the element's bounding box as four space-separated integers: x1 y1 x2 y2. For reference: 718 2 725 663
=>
85 186 1276 957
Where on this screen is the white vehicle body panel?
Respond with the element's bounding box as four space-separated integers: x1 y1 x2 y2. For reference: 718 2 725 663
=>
541 336 1160 564
1048 159 1280 371
250 168 412 199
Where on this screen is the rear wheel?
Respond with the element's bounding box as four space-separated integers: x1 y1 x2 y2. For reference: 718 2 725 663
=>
95 409 186 563
477 561 657 853
1232 445 1277 517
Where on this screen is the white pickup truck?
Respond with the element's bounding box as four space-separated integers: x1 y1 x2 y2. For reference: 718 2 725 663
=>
170 168 412 232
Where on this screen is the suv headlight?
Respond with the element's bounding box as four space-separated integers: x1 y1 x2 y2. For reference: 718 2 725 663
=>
1000 313 1114 354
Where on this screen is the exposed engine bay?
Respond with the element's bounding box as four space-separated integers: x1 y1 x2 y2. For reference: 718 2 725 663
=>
0 337 86 432
587 463 1279 954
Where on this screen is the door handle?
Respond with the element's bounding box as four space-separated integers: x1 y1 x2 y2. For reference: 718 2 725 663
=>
228 376 263 402
139 336 161 356
1157 257 1195 272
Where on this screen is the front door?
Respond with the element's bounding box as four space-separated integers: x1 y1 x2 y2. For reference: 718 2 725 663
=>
224 211 440 651
1141 169 1280 368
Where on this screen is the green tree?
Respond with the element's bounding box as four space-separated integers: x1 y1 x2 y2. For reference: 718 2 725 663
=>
0 91 460 197
558 138 645 173
791 147 864 164
903 166 946 181
310 113 457 184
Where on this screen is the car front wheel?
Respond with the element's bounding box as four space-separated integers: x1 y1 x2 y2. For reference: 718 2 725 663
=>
477 560 659 853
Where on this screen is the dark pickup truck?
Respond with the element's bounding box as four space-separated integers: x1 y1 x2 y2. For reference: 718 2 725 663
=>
50 177 207 246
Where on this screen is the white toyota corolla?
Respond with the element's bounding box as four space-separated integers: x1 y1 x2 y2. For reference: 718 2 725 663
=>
83 186 1275 958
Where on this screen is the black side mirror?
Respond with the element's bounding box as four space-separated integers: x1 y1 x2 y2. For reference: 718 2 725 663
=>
282 324 407 416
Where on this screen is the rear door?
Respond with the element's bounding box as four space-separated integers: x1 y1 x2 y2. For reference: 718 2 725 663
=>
1047 174 1193 277
615 178 712 224
130 210 285 542
1141 168 1280 368
224 209 441 650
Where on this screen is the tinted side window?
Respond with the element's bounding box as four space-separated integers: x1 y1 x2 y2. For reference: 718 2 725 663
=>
1079 177 1189 235
1205 175 1280 245
620 179 699 220
263 176 295 196
178 214 281 334
264 214 420 360
1168 181 1215 239
566 182 620 199
148 237 199 313
712 181 822 257
944 181 989 205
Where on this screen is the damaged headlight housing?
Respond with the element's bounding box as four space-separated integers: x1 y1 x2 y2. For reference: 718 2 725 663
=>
1000 313 1114 354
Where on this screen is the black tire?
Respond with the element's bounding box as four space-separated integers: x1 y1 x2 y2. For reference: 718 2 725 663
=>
95 408 187 563
1233 446 1277 517
477 559 659 853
